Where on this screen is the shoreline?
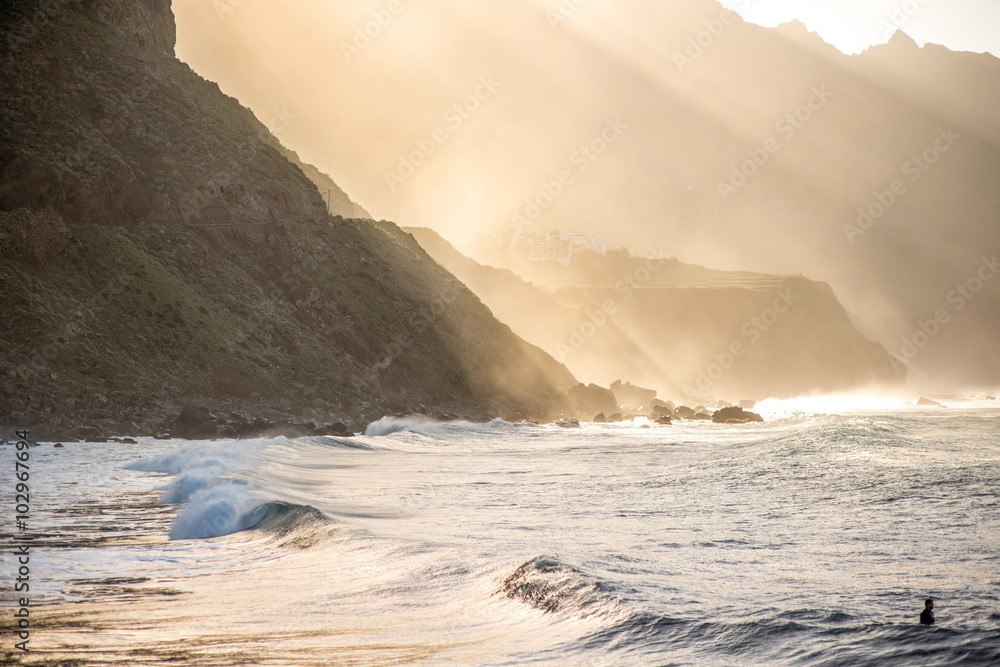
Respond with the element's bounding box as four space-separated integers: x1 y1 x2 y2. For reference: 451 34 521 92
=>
4 393 993 444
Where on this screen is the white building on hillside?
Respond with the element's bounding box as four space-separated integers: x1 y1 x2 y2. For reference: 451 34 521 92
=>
523 231 607 266
482 228 608 266
528 231 572 264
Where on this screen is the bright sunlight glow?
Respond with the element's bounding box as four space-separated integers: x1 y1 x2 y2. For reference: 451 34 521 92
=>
719 0 1000 56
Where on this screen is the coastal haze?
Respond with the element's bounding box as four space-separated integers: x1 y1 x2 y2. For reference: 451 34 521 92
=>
173 0 1000 397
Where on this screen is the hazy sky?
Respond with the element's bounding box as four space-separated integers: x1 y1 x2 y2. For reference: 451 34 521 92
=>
719 0 1000 56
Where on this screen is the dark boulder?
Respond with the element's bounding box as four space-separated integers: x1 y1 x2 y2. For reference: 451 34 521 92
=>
315 422 353 437
172 405 219 439
69 425 105 442
649 400 675 418
674 406 696 419
712 407 764 424
567 383 617 417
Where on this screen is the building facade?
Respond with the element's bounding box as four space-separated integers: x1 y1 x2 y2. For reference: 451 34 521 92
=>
485 229 607 266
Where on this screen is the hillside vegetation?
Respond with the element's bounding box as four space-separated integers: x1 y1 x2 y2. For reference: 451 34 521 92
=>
0 0 574 439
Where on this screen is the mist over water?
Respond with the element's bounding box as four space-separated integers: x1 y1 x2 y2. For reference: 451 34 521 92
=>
172 0 1000 395
10 404 999 665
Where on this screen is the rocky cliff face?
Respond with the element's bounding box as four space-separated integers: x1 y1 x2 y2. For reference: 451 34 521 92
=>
1 0 336 228
81 0 176 55
0 0 575 439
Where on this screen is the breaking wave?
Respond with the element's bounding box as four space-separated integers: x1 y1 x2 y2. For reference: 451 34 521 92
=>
499 555 623 616
128 440 330 541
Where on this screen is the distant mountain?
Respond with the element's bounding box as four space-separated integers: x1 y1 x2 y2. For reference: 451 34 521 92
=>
0 0 575 438
170 0 1000 393
407 228 679 395
407 228 904 402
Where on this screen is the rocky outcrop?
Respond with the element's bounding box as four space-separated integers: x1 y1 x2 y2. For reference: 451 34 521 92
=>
649 402 673 420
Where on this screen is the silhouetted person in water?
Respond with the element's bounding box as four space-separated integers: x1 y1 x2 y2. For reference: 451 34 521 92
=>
920 599 935 625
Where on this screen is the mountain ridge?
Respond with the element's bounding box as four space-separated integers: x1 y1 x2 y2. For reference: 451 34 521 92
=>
407 228 905 401
0 0 577 439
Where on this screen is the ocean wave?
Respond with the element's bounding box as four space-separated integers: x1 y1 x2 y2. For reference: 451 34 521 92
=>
170 482 330 546
572 608 999 666
365 415 491 438
308 435 380 450
250 501 329 534
745 416 913 454
157 462 232 504
168 479 269 540
166 477 332 542
127 441 301 541
498 555 621 616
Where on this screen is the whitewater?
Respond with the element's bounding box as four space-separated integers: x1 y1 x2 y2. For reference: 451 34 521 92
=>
2 401 999 665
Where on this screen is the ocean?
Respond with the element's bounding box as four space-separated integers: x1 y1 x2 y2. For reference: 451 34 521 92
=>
3 400 999 665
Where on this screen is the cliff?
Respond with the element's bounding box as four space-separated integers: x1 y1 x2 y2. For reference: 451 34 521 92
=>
0 0 575 439
407 228 905 401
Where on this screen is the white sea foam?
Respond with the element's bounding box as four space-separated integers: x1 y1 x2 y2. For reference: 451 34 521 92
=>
365 415 480 437
125 442 262 475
